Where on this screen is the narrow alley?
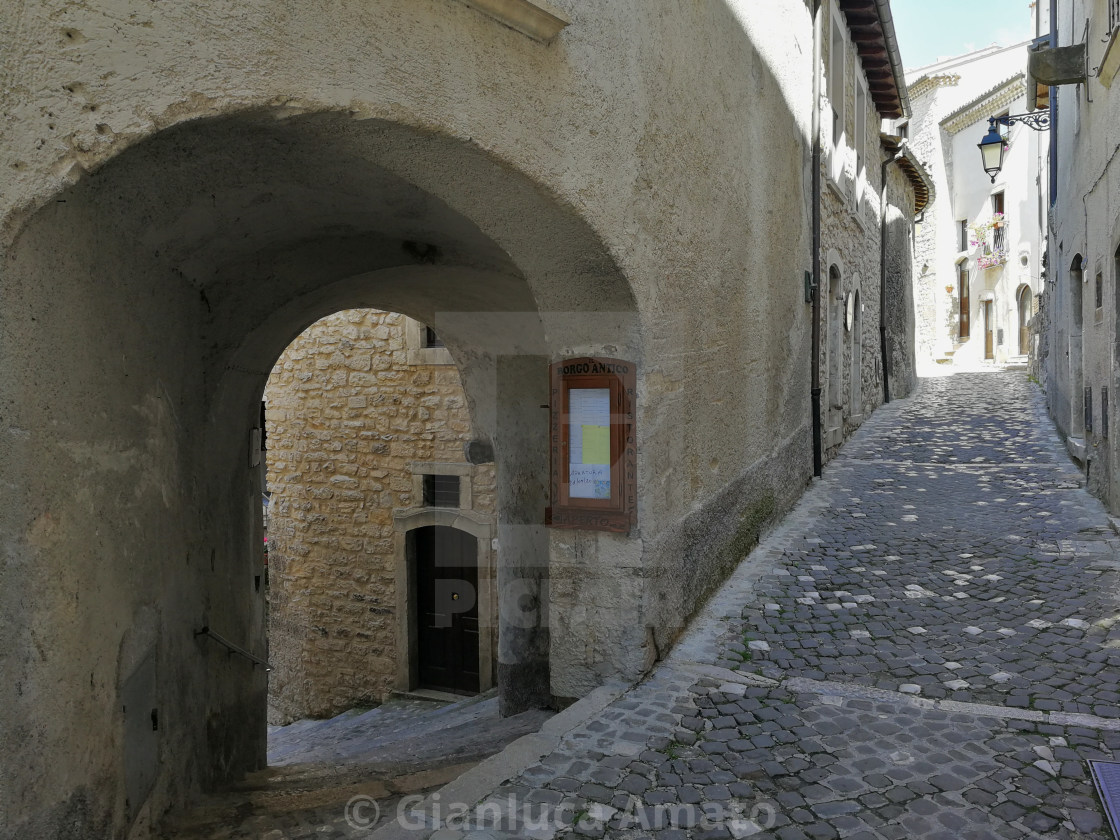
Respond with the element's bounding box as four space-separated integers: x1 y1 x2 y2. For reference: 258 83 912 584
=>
168 370 1120 839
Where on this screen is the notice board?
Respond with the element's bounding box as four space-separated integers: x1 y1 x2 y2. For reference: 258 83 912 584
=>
547 357 636 532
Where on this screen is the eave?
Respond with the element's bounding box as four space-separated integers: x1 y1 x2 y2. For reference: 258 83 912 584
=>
838 0 911 120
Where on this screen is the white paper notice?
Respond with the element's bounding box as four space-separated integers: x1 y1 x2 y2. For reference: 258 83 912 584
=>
569 388 611 499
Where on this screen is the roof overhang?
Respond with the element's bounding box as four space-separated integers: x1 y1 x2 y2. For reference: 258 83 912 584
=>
838 0 911 120
880 134 934 217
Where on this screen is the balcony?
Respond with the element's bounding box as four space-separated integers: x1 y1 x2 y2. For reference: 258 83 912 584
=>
970 214 1008 269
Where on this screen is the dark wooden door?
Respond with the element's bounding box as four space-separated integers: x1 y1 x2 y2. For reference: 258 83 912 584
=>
414 526 479 695
959 265 970 339
983 301 994 359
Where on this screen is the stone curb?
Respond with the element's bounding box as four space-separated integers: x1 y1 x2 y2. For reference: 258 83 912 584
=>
786 676 1120 730
368 682 629 840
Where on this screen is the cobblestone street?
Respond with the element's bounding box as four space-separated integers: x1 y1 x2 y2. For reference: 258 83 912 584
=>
178 371 1120 839
416 371 1120 840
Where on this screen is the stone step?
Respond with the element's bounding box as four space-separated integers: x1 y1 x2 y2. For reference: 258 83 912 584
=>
268 691 502 766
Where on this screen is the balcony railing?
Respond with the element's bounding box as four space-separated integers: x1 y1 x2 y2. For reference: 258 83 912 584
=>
970 214 1008 269
993 224 1007 254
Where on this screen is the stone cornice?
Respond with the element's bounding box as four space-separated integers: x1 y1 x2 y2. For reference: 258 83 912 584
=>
940 74 1027 135
907 74 961 99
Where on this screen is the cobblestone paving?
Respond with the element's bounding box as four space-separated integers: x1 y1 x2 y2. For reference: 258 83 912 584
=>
175 372 1120 839
730 374 1120 713
433 373 1120 840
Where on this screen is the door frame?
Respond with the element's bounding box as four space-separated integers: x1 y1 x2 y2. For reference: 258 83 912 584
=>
392 509 496 695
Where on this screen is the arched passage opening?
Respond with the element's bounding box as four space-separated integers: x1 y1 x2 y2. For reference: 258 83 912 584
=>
262 308 498 726
826 264 844 446
1016 284 1032 357
849 286 863 423
0 107 639 835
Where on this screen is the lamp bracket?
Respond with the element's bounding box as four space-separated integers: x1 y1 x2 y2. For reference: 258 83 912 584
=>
991 111 1051 132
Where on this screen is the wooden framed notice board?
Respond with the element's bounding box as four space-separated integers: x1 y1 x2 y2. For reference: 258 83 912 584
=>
546 357 636 533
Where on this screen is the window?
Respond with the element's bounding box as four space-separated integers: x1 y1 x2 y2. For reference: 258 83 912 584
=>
1086 387 1094 434
854 75 868 181
958 220 969 252
423 474 460 508
995 110 1010 142
1097 271 1104 310
991 191 1005 215
896 120 909 140
423 326 444 348
829 7 847 148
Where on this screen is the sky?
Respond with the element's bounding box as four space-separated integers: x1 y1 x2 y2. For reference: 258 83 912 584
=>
890 0 1037 71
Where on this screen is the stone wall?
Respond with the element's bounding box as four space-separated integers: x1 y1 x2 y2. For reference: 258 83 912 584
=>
907 85 947 370
1047 0 1120 514
884 161 919 399
264 310 494 722
817 0 896 455
0 1 917 833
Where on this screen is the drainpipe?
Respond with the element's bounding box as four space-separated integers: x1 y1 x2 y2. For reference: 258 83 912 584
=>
810 0 823 477
879 144 906 404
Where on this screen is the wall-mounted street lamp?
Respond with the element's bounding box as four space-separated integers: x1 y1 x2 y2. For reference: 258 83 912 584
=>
978 112 1051 182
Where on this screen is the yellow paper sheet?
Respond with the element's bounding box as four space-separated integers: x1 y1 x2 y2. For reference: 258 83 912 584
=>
582 425 610 465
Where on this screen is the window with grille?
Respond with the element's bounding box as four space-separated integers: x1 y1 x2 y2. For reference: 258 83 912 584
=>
423 474 460 508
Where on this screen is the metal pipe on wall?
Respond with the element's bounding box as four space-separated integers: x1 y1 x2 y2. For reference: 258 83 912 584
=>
811 0 824 478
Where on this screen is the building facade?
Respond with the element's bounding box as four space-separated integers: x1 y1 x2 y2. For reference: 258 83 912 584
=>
0 1 926 836
1037 0 1120 509
906 43 1045 373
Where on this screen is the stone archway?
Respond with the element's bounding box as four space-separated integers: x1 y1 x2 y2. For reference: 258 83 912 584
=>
849 285 863 423
262 308 499 724
0 107 639 836
1016 284 1032 356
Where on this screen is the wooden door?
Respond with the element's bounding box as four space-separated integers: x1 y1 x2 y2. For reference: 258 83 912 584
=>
958 265 970 339
1018 287 1031 355
983 301 994 359
414 526 480 695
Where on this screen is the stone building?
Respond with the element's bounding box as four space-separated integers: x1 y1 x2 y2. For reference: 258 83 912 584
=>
0 1 926 836
904 42 1045 372
1035 0 1120 508
264 310 496 722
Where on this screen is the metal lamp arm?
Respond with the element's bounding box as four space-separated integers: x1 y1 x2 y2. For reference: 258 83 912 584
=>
992 112 1052 132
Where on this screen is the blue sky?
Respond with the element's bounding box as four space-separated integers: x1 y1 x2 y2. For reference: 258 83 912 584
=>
891 0 1037 71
